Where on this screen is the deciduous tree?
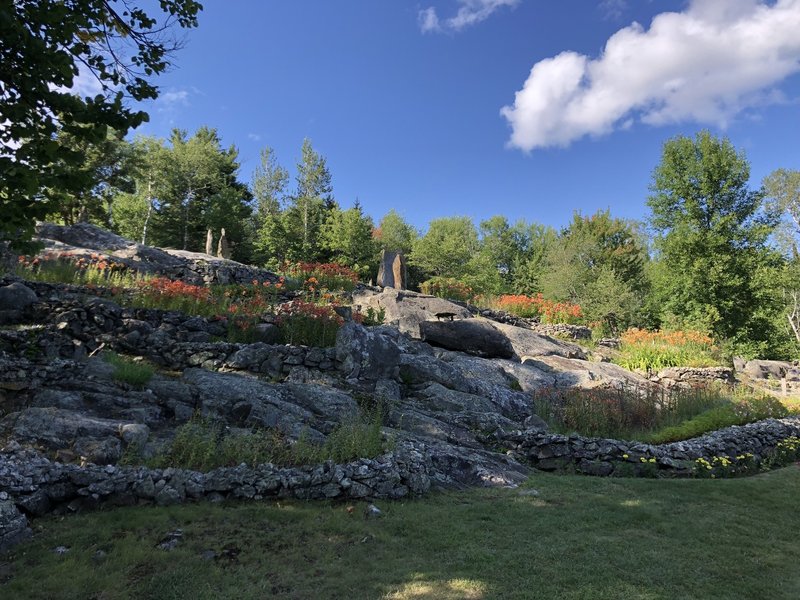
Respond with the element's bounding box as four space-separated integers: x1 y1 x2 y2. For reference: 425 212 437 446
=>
0 0 201 251
647 131 780 353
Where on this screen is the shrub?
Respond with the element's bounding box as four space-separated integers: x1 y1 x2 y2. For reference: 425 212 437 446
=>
693 454 757 478
763 436 800 470
132 277 214 315
420 277 474 302
491 293 583 324
353 306 386 327
104 352 154 388
276 299 343 347
616 328 720 373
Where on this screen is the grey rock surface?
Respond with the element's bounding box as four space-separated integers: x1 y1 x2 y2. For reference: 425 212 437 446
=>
352 288 471 338
420 318 514 359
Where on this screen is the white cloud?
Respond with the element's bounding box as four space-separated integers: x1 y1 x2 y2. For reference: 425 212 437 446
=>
501 0 800 151
418 0 519 34
419 7 441 33
158 90 189 107
247 133 262 142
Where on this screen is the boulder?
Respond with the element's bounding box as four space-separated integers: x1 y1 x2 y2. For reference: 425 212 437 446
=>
523 355 654 390
0 282 38 324
352 288 470 338
490 321 587 360
335 322 401 380
376 250 407 289
0 282 37 311
420 318 514 359
0 500 32 554
0 407 133 453
742 359 793 380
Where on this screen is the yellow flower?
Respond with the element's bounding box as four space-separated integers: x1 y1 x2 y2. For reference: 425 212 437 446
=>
622 454 629 459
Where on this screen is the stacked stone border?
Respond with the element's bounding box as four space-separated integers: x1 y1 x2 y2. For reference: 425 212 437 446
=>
503 416 800 477
0 442 432 553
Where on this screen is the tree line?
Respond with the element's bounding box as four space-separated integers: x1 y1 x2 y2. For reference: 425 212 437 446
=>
2 1 799 360
21 124 800 360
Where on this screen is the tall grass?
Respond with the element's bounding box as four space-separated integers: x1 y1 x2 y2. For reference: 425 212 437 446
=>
104 351 155 388
615 328 720 372
15 252 145 288
532 384 788 442
145 409 386 472
419 276 474 302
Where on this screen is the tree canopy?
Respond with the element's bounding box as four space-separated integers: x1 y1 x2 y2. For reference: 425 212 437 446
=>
647 131 780 352
0 0 201 251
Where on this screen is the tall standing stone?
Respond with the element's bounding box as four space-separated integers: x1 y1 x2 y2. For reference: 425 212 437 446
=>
205 229 214 255
217 228 230 259
376 250 407 289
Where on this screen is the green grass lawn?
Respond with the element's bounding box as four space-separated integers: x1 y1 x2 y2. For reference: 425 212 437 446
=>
3 466 800 599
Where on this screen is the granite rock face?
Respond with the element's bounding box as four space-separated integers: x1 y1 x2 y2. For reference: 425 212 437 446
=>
352 288 471 338
2 249 799 554
420 318 514 359
34 222 278 286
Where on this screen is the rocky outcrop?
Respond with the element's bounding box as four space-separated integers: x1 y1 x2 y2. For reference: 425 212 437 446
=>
0 497 31 554
3 266 800 554
491 321 586 360
420 318 514 359
335 323 402 381
740 359 800 381
352 288 471 338
33 222 278 286
524 355 654 390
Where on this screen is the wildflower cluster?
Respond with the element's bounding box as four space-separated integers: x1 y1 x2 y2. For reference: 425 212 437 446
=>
275 299 344 347
16 251 132 286
694 453 756 478
136 277 211 303
764 436 800 470
282 261 359 291
616 327 719 372
494 293 583 324
420 277 474 303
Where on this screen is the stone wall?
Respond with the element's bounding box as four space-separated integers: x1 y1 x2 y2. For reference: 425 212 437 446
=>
650 366 735 388
503 416 800 477
0 442 432 552
0 283 336 378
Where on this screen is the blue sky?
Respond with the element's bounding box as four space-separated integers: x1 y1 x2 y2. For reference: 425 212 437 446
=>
129 0 800 232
